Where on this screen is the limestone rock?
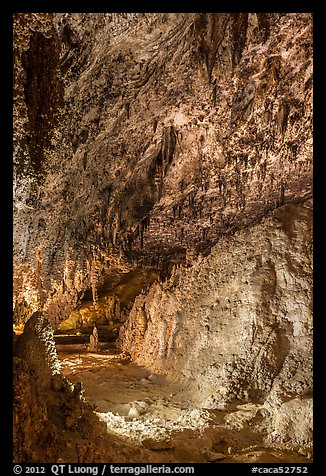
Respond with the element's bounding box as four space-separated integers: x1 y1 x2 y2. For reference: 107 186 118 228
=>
12 12 313 461
204 451 226 462
142 439 174 451
264 396 313 450
88 325 100 352
14 311 62 390
13 312 120 462
13 13 312 327
120 204 312 451
127 407 140 419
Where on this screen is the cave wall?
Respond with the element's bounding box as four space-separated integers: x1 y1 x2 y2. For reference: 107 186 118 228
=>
13 13 312 326
14 312 160 463
13 11 313 459
120 203 313 450
13 311 107 462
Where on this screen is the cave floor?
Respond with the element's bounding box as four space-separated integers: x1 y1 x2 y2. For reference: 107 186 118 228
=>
57 341 311 464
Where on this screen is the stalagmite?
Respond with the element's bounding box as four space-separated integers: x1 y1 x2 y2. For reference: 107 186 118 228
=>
13 12 312 466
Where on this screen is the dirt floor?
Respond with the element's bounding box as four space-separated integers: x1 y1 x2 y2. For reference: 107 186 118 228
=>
56 339 312 464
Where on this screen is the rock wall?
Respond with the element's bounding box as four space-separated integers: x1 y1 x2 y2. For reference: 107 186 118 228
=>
13 312 151 463
120 204 313 450
13 312 101 461
13 13 312 326
13 12 313 458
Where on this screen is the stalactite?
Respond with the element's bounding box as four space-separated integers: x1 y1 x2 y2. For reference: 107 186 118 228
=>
90 248 102 305
161 125 176 176
140 222 144 249
125 101 130 118
278 101 290 136
13 20 312 452
211 77 217 107
180 227 184 244
280 182 285 205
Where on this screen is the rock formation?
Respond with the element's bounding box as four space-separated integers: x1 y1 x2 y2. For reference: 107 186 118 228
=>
88 324 100 352
13 312 160 463
13 12 313 463
120 203 313 451
14 311 105 462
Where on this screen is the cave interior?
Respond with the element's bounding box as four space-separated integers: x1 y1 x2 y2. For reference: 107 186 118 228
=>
13 12 313 464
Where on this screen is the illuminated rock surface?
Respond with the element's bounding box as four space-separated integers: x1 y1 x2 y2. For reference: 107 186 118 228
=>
13 13 312 463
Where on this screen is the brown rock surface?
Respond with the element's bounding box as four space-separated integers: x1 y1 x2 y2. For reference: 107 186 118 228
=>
120 204 313 451
13 13 312 324
13 312 155 463
13 13 313 463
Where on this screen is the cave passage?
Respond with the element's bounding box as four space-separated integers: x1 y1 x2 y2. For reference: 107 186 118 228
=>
13 12 313 465
50 241 313 463
55 333 311 464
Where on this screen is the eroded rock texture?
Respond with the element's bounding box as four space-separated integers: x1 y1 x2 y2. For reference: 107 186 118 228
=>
13 12 313 461
120 203 313 450
13 312 152 463
14 13 312 325
14 312 105 462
